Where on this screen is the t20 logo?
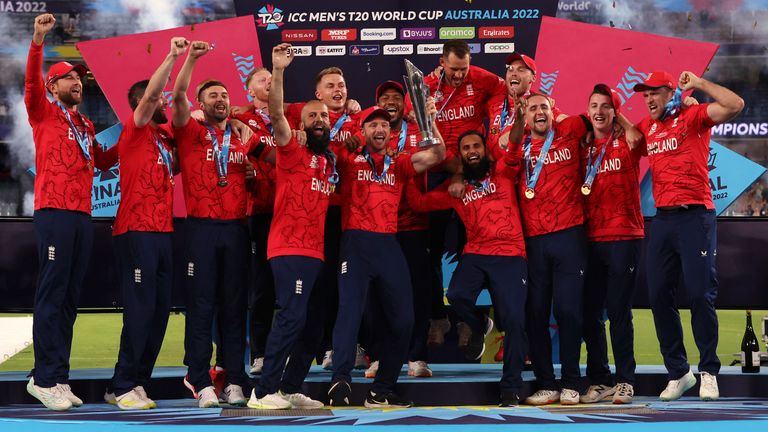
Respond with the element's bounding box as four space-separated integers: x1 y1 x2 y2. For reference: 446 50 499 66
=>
257 4 285 31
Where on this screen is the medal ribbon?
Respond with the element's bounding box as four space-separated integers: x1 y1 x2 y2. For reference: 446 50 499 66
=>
660 87 683 121
205 123 231 180
323 149 339 184
329 112 348 141
396 121 408 152
256 108 273 134
583 131 614 190
523 129 556 191
435 70 458 117
152 132 174 183
55 101 92 163
362 147 392 182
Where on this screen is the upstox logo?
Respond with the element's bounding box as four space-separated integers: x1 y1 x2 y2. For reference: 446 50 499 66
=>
383 44 414 55
439 27 475 39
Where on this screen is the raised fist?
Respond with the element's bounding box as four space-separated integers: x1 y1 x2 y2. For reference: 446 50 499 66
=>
189 41 210 59
272 43 295 70
678 71 702 92
34 14 56 36
170 37 190 58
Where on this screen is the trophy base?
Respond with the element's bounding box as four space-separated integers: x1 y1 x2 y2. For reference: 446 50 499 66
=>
417 137 442 148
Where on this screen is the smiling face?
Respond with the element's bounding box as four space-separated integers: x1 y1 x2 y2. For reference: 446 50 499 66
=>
377 89 405 125
315 73 347 112
505 60 535 98
50 71 83 106
247 69 271 103
199 85 230 122
363 116 391 154
459 133 486 167
525 94 553 138
440 52 470 88
301 100 331 138
643 87 674 120
588 93 615 134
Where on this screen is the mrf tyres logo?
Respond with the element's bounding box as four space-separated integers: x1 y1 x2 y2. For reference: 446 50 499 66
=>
257 4 285 30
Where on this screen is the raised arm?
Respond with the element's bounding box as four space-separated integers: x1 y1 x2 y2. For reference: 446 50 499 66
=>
678 71 744 125
136 37 188 127
411 96 446 173
268 43 295 147
172 41 209 128
25 14 56 123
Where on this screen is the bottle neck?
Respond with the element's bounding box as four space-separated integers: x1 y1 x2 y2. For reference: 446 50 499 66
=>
746 310 754 331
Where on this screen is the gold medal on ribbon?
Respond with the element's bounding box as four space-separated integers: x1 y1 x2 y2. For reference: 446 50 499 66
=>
524 188 535 199
87 161 92 170
581 184 592 196
218 177 228 187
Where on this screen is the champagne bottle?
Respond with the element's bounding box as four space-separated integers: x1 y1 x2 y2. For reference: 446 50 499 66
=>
741 310 760 373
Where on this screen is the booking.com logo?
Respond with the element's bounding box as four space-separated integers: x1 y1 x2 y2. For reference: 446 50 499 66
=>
257 4 285 30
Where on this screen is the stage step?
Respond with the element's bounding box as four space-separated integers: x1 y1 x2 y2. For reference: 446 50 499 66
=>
2 365 767 406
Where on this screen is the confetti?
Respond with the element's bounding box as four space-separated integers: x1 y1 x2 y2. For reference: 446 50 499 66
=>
191 23 195 31
609 20 615 28
754 20 758 30
622 47 632 51
687 12 693 22
669 47 672 55
147 43 152 54
613 0 616 7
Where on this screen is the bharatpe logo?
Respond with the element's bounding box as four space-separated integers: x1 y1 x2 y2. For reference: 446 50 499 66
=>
615 66 649 105
538 70 560 95
232 53 255 101
349 45 380 56
257 4 285 30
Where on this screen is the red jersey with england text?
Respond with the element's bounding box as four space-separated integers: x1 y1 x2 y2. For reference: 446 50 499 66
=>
267 138 333 260
422 65 505 150
406 157 526 257
580 135 644 242
337 148 417 233
637 104 716 209
174 119 253 220
25 42 118 214
485 93 563 157
391 120 429 232
234 107 277 215
113 117 175 235
515 116 588 237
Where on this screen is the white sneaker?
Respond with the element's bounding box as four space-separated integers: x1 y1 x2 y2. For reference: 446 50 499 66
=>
580 384 615 403
198 386 220 408
116 389 152 410
134 386 156 408
699 372 719 401
223 384 247 406
365 361 379 378
104 390 117 405
250 357 264 374
613 383 634 404
560 388 580 405
279 390 324 409
27 378 72 411
57 383 83 407
524 389 560 406
660 369 696 401
247 389 292 409
408 361 433 377
322 351 333 370
354 345 368 370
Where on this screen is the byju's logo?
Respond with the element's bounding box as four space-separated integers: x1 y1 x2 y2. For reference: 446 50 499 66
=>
615 66 649 105
257 4 284 30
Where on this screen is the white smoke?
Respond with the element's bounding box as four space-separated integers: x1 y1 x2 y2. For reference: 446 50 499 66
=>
120 0 189 33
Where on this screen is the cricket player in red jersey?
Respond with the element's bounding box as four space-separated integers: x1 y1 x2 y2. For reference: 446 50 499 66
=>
103 37 189 411
634 71 744 402
352 81 434 379
578 85 644 405
247 43 335 410
328 103 445 408
24 13 118 411
406 128 528 407
509 93 591 406
233 67 277 375
485 53 567 155
172 41 255 408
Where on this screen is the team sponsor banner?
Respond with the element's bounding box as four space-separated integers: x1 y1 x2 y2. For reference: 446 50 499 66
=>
76 16 263 123
640 140 767 216
76 16 262 217
234 0 559 105
91 123 123 217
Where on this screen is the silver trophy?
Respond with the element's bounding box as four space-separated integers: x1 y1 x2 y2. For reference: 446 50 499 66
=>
403 59 442 147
